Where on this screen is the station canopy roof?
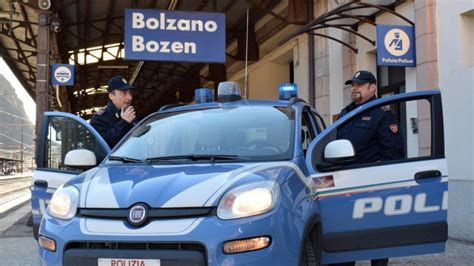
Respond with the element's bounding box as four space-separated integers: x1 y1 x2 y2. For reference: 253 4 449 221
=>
0 0 411 120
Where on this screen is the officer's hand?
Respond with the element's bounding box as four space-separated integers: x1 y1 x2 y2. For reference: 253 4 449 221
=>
121 106 136 124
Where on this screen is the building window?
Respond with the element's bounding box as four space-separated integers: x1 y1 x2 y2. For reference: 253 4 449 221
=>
460 10 474 67
377 65 405 95
377 65 407 156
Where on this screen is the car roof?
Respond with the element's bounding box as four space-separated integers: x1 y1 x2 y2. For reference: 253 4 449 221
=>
159 100 297 113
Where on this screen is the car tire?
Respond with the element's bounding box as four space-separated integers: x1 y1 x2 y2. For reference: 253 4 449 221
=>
371 258 389 266
301 225 322 266
33 223 39 240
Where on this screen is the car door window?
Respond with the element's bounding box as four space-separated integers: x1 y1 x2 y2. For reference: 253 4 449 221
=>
312 111 326 132
311 94 442 172
302 109 316 155
41 116 108 172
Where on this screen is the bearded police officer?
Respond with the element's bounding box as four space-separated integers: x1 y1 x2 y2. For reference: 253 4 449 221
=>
90 76 137 148
333 70 405 266
337 70 404 164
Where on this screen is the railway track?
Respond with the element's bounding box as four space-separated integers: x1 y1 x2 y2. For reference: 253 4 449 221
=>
0 176 32 214
0 176 31 185
0 176 31 197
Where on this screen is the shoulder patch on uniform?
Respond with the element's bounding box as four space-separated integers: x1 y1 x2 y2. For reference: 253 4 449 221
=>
389 124 398 134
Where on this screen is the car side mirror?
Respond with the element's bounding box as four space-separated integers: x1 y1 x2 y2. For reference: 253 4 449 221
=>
64 149 97 169
324 139 355 163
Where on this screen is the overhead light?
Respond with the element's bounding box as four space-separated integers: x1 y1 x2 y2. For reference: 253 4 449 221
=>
97 65 129 69
38 0 51 11
51 16 62 33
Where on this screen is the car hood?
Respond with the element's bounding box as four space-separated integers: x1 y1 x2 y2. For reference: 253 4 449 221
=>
78 162 301 209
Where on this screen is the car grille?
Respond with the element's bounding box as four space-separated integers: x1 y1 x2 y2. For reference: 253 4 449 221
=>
65 241 205 252
78 207 216 219
63 242 207 266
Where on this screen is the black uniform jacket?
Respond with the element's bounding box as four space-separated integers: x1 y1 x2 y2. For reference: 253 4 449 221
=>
90 101 133 148
337 96 404 164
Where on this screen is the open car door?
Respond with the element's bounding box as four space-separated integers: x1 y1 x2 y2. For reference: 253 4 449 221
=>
31 112 110 239
306 91 447 264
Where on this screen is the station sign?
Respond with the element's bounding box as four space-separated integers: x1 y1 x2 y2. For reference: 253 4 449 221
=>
51 64 74 86
377 24 416 67
124 9 225 63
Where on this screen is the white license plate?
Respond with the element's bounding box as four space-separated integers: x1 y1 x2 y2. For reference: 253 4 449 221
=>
98 258 161 266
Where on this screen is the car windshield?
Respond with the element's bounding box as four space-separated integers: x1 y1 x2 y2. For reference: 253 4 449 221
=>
109 105 295 163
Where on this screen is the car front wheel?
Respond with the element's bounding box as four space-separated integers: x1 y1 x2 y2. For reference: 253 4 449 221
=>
301 225 322 266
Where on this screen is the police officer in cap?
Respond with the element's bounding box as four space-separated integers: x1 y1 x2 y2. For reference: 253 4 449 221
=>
337 70 404 164
333 70 404 266
90 75 137 148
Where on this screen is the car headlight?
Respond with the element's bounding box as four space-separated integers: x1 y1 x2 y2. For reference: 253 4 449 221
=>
47 185 79 220
217 181 280 220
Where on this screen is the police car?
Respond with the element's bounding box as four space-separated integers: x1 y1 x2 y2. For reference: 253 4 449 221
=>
32 82 448 265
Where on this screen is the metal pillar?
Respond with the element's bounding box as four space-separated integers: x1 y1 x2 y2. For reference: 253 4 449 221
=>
20 120 23 174
35 14 50 137
307 0 315 107
51 24 70 113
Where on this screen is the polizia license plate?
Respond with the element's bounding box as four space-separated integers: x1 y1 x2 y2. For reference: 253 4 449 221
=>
98 258 161 266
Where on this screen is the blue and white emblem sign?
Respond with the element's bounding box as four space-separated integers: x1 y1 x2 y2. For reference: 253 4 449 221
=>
52 64 74 86
377 24 416 67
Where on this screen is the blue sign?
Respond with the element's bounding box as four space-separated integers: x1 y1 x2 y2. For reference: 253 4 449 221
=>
377 24 416 67
124 9 225 63
51 64 74 86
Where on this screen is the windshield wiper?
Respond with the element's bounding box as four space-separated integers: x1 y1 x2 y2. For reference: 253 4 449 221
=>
146 154 249 164
108 155 144 163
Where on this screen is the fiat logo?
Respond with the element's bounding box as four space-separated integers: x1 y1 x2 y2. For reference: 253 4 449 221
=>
128 204 148 226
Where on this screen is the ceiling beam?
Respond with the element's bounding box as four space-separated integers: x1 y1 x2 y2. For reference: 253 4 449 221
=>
19 4 38 48
245 0 294 25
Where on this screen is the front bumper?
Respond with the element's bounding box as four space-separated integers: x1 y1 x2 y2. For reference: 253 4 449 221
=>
38 205 301 266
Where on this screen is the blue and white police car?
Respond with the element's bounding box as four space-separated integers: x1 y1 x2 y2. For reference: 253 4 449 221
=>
32 82 448 265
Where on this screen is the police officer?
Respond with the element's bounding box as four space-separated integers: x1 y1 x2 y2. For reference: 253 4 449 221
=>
90 75 137 148
334 70 404 266
337 70 404 164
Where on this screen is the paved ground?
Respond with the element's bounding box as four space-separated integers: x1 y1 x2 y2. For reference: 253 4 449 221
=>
357 239 474 265
0 202 39 265
1 201 473 265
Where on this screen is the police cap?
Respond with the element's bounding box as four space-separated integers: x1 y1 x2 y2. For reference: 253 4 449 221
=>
107 75 137 93
345 70 377 85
